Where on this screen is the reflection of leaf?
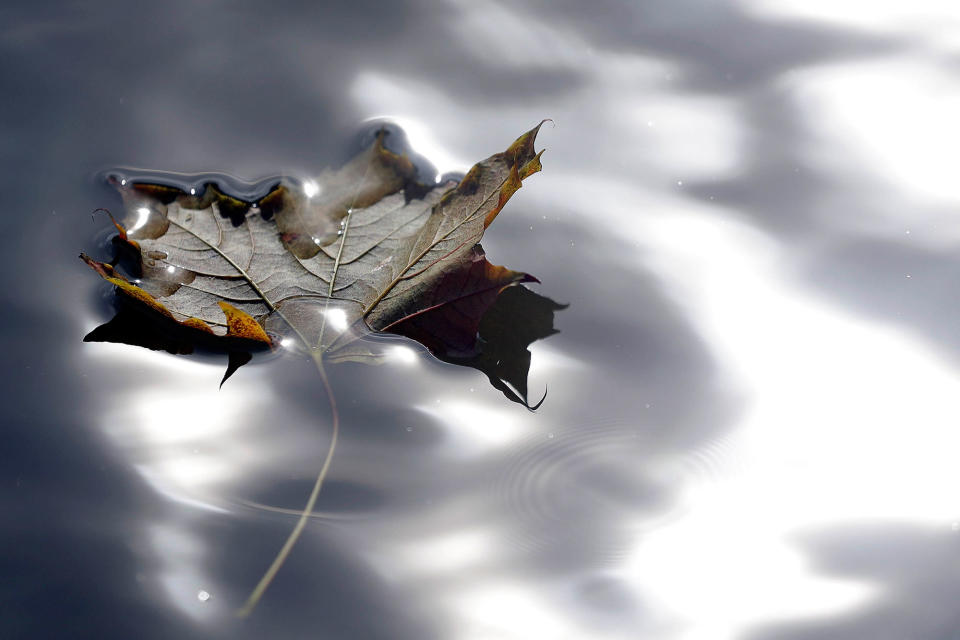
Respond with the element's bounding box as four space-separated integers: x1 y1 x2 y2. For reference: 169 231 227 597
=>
81 122 556 389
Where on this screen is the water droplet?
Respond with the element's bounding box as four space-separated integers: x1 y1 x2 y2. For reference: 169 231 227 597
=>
197 590 210 602
166 265 175 274
120 179 127 186
405 426 413 432
547 433 554 439
190 187 196 195
337 230 343 236
676 180 683 186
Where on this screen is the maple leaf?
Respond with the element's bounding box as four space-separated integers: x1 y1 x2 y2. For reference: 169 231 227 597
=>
80 122 564 614
81 122 560 401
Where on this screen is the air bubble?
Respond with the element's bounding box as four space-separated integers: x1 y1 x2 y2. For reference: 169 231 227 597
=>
197 590 210 602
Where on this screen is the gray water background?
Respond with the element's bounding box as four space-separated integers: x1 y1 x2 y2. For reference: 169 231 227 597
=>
3 1 960 638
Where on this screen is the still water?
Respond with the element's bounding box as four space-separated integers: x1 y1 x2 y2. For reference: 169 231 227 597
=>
4 1 960 638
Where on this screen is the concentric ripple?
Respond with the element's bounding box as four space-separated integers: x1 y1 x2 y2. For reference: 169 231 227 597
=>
493 418 678 562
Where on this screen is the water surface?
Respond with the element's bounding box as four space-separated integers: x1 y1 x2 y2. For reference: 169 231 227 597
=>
4 2 960 639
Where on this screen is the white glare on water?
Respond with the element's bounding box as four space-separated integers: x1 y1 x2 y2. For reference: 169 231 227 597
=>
129 206 151 232
386 345 418 366
323 308 348 332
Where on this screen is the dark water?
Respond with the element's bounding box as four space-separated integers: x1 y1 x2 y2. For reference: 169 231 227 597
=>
5 2 960 639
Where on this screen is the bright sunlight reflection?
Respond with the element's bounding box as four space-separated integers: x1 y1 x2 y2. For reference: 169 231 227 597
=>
576 182 960 638
90 343 279 510
448 582 570 640
786 58 960 211
323 308 348 332
129 206 151 232
353 76 472 178
84 342 294 626
417 399 531 455
386 345 418 366
393 528 493 574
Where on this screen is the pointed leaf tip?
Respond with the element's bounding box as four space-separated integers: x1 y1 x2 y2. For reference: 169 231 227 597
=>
218 301 271 345
221 351 253 387
504 120 549 168
80 253 114 279
527 385 547 411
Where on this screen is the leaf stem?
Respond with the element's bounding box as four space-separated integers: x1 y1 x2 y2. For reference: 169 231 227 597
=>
237 349 338 617
177 204 339 618
239 157 367 616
